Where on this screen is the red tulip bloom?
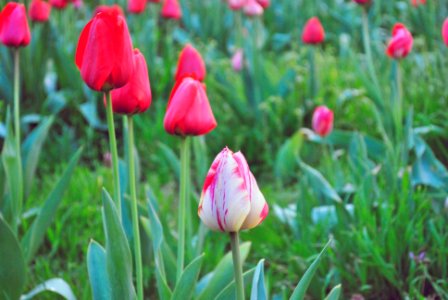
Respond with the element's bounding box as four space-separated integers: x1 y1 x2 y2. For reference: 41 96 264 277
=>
442 18 448 47
94 4 125 16
50 0 69 9
29 0 51 22
75 8 134 91
164 77 217 136
175 44 206 82
302 17 325 45
386 23 413 59
353 0 371 4
312 106 334 137
161 0 181 20
257 0 270 9
128 0 146 14
411 0 426 7
243 0 263 17
111 49 152 115
0 2 31 48
228 0 246 10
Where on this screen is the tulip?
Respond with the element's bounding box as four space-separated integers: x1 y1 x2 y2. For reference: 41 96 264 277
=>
72 0 83 9
386 23 413 59
312 106 334 137
302 17 325 45
257 0 270 9
228 0 246 10
29 0 51 22
411 0 426 6
164 77 217 136
75 8 134 91
231 49 243 72
442 18 448 47
243 0 263 17
128 0 146 14
175 44 206 82
0 2 31 48
161 0 181 20
94 4 124 16
353 0 371 4
198 147 269 232
111 49 152 115
50 0 69 9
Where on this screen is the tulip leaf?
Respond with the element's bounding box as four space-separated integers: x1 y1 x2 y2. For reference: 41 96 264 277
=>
21 278 76 300
158 142 180 180
0 216 26 300
102 188 137 300
172 254 205 300
324 284 342 300
289 240 331 300
196 242 251 300
298 160 341 203
275 131 303 181
215 268 256 300
22 116 54 198
21 147 83 262
87 240 111 300
250 259 267 300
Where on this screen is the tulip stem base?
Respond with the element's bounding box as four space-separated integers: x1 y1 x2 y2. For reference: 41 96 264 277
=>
105 91 121 219
230 232 245 300
176 137 190 282
128 117 144 300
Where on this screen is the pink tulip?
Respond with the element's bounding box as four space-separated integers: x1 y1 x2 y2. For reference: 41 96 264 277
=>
175 44 206 82
243 0 263 17
411 0 426 7
386 23 413 59
257 0 270 9
442 18 448 47
231 49 243 72
353 0 371 5
161 0 181 19
198 147 269 232
302 17 325 45
128 0 146 14
228 0 246 10
312 106 334 137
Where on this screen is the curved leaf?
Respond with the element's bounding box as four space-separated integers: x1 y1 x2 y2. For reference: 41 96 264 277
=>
250 259 267 300
172 254 204 300
215 268 255 300
87 240 111 300
324 284 342 300
20 278 76 300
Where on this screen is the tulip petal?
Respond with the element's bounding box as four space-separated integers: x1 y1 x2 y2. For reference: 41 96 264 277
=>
75 19 92 69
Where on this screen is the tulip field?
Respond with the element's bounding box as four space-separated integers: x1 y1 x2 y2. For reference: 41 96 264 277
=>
1 0 448 299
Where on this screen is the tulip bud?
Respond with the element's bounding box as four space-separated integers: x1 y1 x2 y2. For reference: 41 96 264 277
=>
128 0 146 14
198 147 269 232
231 49 243 72
386 23 413 59
94 4 125 16
110 49 152 115
302 17 325 45
442 18 448 47
75 8 134 91
50 0 69 9
243 0 263 17
257 0 270 9
312 105 334 137
175 44 206 82
353 0 371 5
161 0 181 20
0 2 31 48
164 77 217 136
228 0 246 10
29 0 51 22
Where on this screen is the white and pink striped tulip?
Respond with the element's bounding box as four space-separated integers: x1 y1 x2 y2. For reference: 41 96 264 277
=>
198 147 269 232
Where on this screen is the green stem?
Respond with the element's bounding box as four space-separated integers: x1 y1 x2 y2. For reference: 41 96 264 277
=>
235 11 243 48
230 232 245 300
105 91 121 219
176 137 190 281
128 117 143 300
309 47 317 100
14 49 20 153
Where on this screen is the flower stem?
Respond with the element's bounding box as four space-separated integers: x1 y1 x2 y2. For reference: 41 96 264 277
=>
105 91 121 220
230 231 245 300
13 48 20 154
176 136 190 281
308 46 317 100
128 117 144 300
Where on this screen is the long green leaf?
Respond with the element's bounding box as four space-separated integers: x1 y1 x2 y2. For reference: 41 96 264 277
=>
21 147 83 262
87 240 111 300
215 268 256 300
298 161 341 203
21 278 76 300
290 240 332 300
324 284 342 300
250 259 267 300
0 216 26 299
172 254 205 300
102 189 136 300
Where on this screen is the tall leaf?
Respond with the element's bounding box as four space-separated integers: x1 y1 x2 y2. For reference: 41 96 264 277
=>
172 254 205 300
250 259 267 300
87 240 111 300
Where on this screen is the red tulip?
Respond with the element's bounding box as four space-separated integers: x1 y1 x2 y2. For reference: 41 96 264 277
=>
386 23 413 59
257 0 270 9
0 2 30 48
411 0 426 7
312 106 334 137
50 0 69 9
164 77 217 136
175 44 206 82
228 0 246 10
75 8 134 91
29 0 51 22
442 18 448 47
353 0 371 4
128 0 146 14
302 17 325 45
243 0 263 17
161 0 181 20
110 49 152 115
94 4 125 16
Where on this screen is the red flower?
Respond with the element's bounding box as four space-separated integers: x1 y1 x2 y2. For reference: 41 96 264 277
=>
0 2 31 48
312 106 334 137
386 23 413 59
29 0 51 22
110 49 152 115
442 18 448 47
50 0 69 9
75 9 134 91
161 0 181 20
164 77 217 136
353 0 371 4
257 0 270 9
243 0 263 17
227 0 246 10
302 17 325 45
94 4 124 16
411 0 426 7
175 44 206 82
128 0 146 14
